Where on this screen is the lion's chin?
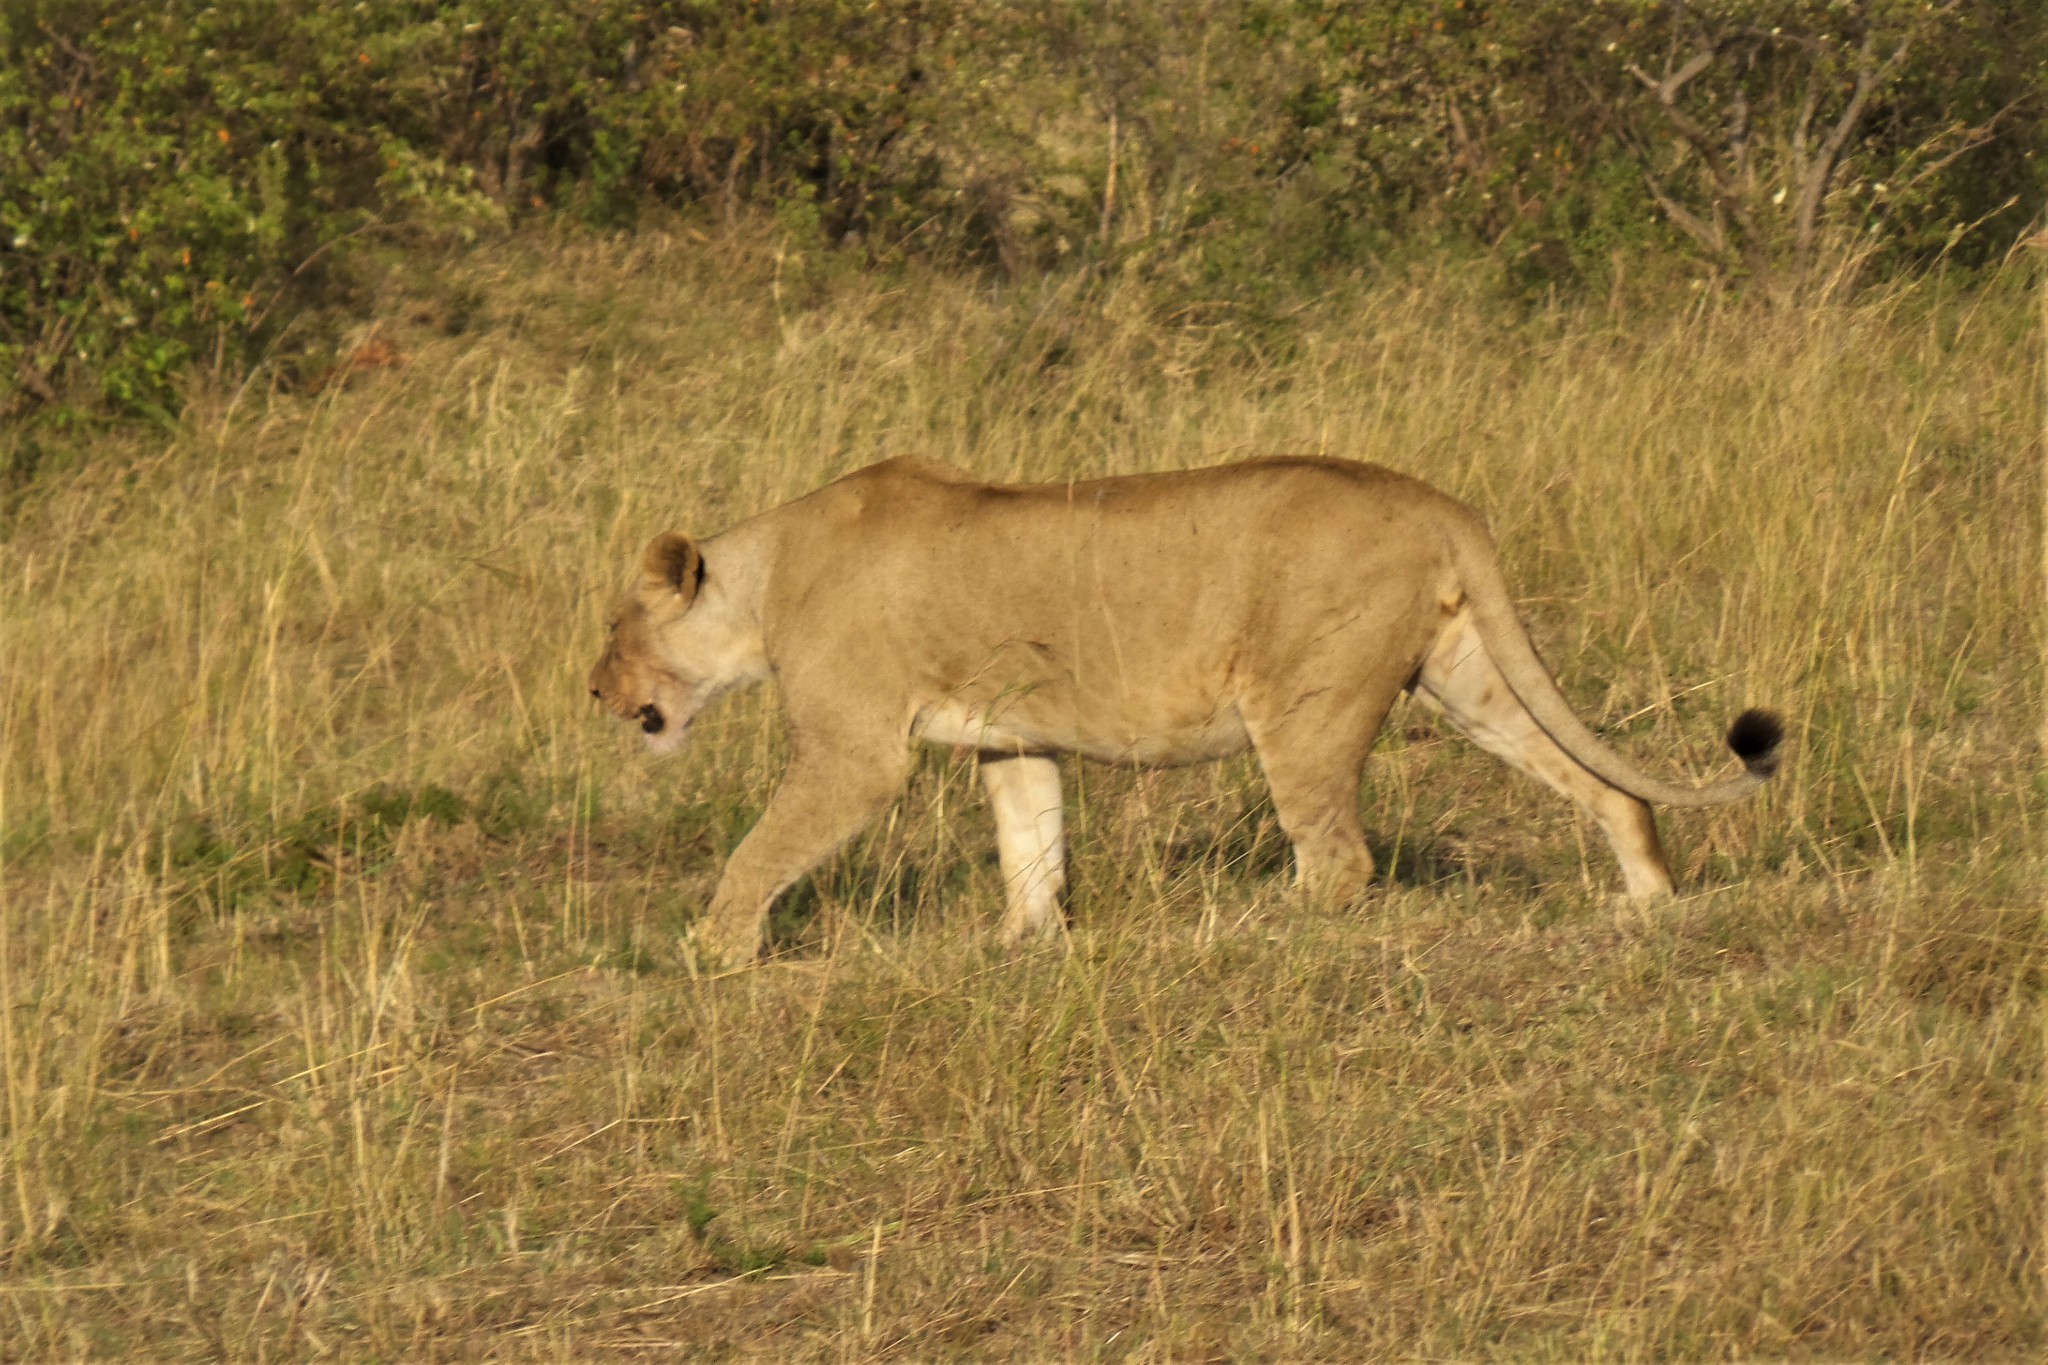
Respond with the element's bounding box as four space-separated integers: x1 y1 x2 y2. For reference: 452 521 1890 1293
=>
641 723 690 758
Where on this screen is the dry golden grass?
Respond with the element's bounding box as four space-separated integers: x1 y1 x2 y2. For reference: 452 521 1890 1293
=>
1 228 2040 1361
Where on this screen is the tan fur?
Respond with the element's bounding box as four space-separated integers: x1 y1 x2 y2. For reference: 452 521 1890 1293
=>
588 457 1780 968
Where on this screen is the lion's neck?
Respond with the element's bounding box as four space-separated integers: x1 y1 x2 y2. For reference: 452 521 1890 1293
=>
699 520 774 675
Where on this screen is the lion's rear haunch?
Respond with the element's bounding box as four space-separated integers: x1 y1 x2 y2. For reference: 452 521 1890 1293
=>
1726 708 1785 779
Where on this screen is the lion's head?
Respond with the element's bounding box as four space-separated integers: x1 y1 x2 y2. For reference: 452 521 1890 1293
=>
588 532 765 756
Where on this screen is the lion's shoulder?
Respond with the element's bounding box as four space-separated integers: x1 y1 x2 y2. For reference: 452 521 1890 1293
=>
774 458 980 531
843 456 978 488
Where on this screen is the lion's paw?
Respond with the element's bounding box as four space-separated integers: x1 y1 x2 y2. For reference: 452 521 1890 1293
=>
682 921 761 974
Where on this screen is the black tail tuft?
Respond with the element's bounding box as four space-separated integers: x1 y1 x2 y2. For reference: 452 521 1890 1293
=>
1726 708 1785 779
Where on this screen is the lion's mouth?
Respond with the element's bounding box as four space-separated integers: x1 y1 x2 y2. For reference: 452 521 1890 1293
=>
637 703 666 735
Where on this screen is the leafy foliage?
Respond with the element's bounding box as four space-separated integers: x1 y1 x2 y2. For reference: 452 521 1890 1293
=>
1 0 2041 420
0 1 495 419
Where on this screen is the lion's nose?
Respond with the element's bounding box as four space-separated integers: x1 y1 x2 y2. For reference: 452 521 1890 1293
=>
589 686 603 700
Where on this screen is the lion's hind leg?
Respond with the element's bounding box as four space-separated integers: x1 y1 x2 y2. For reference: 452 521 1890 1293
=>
1412 609 1676 899
1239 684 1399 906
979 753 1067 947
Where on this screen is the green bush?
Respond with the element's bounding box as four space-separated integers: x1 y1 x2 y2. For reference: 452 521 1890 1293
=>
2 0 2040 424
0 1 494 420
0 1 991 419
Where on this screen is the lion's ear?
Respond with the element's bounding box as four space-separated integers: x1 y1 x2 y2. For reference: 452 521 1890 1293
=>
639 532 704 605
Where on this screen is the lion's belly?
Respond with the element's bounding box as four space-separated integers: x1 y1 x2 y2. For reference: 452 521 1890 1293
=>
911 694 1250 766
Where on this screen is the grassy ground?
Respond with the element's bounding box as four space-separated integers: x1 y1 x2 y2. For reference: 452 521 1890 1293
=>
1 229 2041 1361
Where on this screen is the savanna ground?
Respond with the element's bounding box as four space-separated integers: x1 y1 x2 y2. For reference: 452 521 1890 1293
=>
2 230 2042 1360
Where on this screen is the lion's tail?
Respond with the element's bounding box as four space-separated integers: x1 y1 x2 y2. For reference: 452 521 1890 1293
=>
1446 520 1784 810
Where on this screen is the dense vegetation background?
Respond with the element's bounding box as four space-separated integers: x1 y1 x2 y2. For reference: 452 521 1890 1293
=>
4 0 2044 423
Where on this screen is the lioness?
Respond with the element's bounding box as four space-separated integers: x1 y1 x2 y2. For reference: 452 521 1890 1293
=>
590 457 1781 968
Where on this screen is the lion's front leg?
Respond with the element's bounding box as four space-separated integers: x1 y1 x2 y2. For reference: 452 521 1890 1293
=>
694 744 912 969
979 753 1067 947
